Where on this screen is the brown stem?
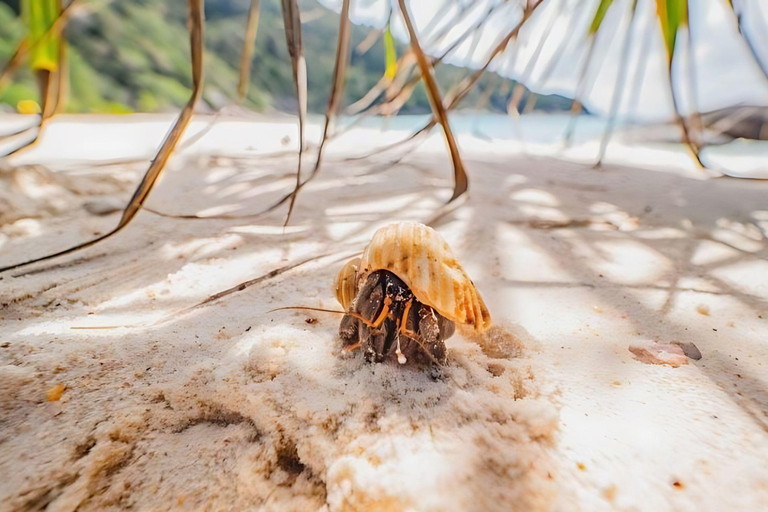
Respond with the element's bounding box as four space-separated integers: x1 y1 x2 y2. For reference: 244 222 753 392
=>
280 0 307 226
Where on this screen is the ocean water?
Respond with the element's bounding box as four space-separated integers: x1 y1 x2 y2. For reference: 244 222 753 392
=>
343 112 768 179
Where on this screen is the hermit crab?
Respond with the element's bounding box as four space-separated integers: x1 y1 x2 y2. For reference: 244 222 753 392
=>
334 222 491 365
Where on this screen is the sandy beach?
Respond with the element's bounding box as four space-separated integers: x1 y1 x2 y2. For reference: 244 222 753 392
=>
1 113 768 511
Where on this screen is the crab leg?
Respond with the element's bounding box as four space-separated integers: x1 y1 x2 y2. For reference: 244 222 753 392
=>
392 298 414 364
343 341 362 352
370 296 392 329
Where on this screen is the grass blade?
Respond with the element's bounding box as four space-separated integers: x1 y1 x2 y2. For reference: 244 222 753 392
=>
397 0 467 202
280 0 307 226
384 24 397 80
237 0 261 101
0 0 205 274
589 0 614 34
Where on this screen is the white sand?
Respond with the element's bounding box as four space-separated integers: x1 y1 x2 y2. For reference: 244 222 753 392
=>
1 114 768 511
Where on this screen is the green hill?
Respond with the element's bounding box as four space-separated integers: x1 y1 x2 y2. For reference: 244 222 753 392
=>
0 0 571 114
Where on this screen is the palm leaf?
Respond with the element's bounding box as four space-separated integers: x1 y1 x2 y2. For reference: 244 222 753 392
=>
655 0 687 62
23 0 61 72
589 0 614 35
384 24 397 80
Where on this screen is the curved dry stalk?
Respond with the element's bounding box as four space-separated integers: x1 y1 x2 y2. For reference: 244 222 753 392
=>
397 0 467 202
54 37 69 115
344 1 490 118
345 121 435 162
351 1 543 163
280 0 308 227
345 51 415 115
237 0 261 101
281 0 351 217
0 0 205 274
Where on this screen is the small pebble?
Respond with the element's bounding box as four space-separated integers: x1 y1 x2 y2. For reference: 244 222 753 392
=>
83 197 124 216
672 341 702 360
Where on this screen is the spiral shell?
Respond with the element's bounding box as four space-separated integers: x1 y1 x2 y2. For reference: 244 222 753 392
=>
358 222 491 331
334 257 361 311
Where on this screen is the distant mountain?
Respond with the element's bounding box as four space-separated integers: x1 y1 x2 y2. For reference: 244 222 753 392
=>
0 0 571 114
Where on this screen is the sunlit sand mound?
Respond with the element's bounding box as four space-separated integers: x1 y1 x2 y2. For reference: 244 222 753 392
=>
1 116 768 511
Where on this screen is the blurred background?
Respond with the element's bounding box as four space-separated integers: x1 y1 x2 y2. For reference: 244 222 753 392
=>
0 0 574 115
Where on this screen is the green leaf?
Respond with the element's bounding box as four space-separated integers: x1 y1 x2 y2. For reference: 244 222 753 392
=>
589 0 613 35
384 24 397 80
655 0 688 61
22 0 61 72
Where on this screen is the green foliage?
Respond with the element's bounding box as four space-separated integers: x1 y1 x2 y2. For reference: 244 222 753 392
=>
655 0 688 63
22 0 60 71
589 0 613 35
384 25 396 80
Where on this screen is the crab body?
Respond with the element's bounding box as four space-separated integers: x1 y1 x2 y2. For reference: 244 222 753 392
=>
335 222 490 365
339 270 454 364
